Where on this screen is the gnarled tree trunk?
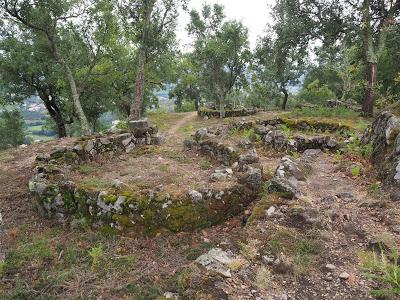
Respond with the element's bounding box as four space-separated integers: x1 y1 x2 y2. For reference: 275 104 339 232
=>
281 87 289 110
38 88 67 138
362 62 377 116
130 1 155 120
48 35 90 135
130 52 146 120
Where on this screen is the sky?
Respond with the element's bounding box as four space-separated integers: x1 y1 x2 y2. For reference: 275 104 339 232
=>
176 0 275 51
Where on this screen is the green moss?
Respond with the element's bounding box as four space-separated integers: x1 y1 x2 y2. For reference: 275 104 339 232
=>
79 178 111 190
247 194 282 225
142 208 158 229
64 151 79 164
78 163 101 175
164 203 206 232
266 228 323 275
99 225 117 236
112 214 133 227
62 191 76 210
102 194 118 204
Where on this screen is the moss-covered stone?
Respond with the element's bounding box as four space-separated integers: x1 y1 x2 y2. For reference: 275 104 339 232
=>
198 107 258 118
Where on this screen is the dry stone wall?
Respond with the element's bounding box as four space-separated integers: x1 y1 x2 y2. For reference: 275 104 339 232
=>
362 112 400 200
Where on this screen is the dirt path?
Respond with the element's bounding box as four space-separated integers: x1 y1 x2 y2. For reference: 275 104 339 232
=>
165 111 198 137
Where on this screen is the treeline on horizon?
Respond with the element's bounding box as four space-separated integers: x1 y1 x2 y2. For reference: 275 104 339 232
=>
0 0 399 145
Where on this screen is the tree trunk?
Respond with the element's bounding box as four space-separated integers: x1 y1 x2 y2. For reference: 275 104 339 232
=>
362 62 377 116
219 95 225 118
48 35 90 135
129 1 155 120
130 52 146 120
281 88 289 110
38 90 67 138
194 96 200 111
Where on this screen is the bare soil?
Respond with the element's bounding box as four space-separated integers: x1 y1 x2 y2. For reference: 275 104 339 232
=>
0 111 399 300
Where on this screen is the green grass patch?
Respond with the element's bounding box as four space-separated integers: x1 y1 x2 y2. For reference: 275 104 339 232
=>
78 163 101 175
266 228 323 275
147 111 182 131
288 106 360 119
231 127 262 142
359 250 400 298
79 178 111 190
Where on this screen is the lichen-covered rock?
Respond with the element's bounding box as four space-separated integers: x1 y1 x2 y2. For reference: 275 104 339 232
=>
188 190 203 203
262 130 338 152
263 130 288 150
240 167 264 190
239 149 259 164
194 128 212 142
128 118 157 137
362 112 400 195
269 150 321 199
198 107 258 118
195 248 234 277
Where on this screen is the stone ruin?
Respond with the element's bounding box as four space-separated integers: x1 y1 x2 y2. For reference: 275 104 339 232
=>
197 107 259 118
28 119 264 233
28 115 364 233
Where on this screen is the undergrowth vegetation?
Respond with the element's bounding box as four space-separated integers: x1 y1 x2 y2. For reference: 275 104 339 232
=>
360 250 400 298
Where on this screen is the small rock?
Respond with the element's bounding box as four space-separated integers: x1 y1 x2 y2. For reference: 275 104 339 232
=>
326 264 336 271
128 118 150 137
339 272 350 280
390 190 400 201
194 128 210 141
188 190 203 203
125 143 135 153
163 292 179 299
152 133 166 145
210 172 228 182
99 138 111 145
122 137 132 147
261 254 275 265
336 192 354 200
266 206 276 216
195 248 233 277
239 149 259 164
225 168 233 175
112 179 124 188
242 167 263 189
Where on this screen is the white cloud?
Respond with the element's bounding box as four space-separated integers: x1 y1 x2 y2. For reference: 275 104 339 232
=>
177 0 275 51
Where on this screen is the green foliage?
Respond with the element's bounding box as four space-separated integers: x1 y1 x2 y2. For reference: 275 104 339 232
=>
231 127 261 142
334 150 343 163
3 238 52 273
238 240 260 260
78 164 101 175
120 283 163 299
88 245 104 269
289 106 360 119
0 110 25 150
360 250 400 297
188 4 251 114
350 165 361 177
199 159 212 170
267 228 323 275
175 100 197 112
0 261 7 277
363 143 373 159
278 124 291 137
368 182 382 195
296 80 336 104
